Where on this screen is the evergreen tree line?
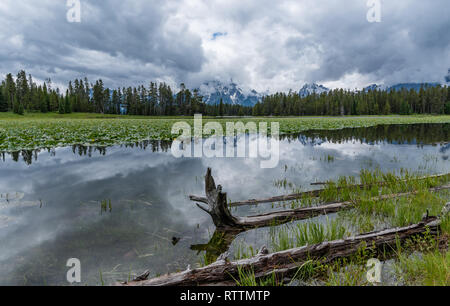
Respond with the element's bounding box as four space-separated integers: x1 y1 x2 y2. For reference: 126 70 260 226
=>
253 86 450 116
0 70 252 116
1 70 449 116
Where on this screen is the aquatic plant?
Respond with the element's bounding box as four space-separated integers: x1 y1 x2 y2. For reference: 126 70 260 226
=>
1 114 449 152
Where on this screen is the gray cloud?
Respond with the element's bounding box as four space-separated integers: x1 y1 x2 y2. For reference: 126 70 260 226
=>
0 0 448 91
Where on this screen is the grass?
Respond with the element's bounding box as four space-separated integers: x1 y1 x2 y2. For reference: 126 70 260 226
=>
233 241 258 261
269 217 349 252
272 169 450 211
325 263 370 286
394 250 450 285
392 231 450 286
441 214 450 235
226 169 450 286
0 112 449 152
231 266 282 286
100 199 112 215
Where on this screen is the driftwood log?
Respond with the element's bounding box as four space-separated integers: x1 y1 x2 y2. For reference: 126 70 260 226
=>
122 213 447 286
121 168 449 286
190 168 450 231
190 187 450 265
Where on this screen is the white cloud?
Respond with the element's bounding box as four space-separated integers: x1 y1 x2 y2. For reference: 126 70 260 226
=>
0 0 448 92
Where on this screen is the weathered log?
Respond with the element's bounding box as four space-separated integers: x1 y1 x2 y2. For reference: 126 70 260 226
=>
191 168 450 231
191 188 328 208
122 214 446 286
199 172 448 207
189 188 450 265
191 168 350 231
194 168 241 229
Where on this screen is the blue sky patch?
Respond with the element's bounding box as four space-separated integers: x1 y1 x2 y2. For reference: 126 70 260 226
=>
212 32 227 40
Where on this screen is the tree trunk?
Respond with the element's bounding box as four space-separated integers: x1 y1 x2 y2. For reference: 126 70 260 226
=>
121 216 445 286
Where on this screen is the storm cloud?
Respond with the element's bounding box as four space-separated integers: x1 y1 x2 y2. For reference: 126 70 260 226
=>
0 0 448 91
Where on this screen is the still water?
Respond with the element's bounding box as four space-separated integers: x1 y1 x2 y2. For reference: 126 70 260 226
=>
0 124 449 285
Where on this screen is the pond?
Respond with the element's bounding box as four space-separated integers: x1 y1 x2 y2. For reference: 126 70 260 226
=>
0 123 449 285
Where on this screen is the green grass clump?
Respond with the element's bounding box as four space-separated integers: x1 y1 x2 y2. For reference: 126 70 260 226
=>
231 266 282 286
394 250 450 286
100 199 112 214
269 218 349 252
392 231 450 286
325 263 370 286
441 214 450 235
233 241 257 261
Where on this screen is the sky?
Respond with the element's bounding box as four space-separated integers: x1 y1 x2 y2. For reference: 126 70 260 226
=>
0 0 449 92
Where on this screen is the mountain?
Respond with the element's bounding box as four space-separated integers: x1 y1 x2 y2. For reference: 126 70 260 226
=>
387 83 441 92
361 82 443 93
298 83 330 97
363 84 387 92
446 69 450 83
197 81 264 106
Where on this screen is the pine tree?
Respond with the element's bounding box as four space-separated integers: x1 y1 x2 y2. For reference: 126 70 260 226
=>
445 101 450 115
16 70 29 110
64 94 72 113
238 106 244 116
13 95 19 114
17 101 24 115
219 99 224 117
5 73 15 109
12 95 24 115
0 90 8 112
383 101 391 115
93 80 105 113
58 97 65 114
40 95 48 113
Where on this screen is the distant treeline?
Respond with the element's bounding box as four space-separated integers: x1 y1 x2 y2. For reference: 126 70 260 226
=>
0 70 251 116
255 85 450 116
1 70 449 116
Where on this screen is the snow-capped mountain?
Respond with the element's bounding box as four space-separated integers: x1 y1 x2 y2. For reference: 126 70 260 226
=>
361 82 443 93
298 83 330 97
197 81 264 106
363 84 387 92
387 83 441 92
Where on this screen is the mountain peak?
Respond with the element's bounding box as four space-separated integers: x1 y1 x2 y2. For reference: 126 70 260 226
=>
197 80 264 106
299 83 330 97
363 84 387 92
388 83 441 92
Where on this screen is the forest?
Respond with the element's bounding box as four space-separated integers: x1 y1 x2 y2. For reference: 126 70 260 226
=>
1 70 449 117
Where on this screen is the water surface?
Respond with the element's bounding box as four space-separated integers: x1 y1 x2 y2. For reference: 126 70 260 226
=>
0 123 448 285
